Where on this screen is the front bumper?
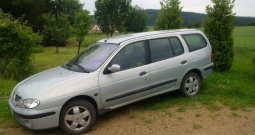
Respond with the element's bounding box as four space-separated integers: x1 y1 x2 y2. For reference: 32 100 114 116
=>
8 99 62 130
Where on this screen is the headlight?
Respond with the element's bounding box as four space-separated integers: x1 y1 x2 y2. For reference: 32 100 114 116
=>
17 99 40 109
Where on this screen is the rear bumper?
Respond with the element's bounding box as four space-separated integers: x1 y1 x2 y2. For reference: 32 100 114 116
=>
204 64 214 71
8 99 62 130
200 63 214 79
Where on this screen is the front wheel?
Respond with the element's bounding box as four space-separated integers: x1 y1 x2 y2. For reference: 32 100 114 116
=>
60 99 97 135
180 72 201 97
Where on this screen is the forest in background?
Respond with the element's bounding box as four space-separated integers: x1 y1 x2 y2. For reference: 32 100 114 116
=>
91 9 255 27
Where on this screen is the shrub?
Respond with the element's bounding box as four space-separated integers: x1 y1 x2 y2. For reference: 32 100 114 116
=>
32 45 44 53
0 10 42 80
204 0 235 72
253 57 255 78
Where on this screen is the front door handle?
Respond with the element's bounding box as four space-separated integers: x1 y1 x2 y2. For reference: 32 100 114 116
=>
139 71 147 76
181 60 187 65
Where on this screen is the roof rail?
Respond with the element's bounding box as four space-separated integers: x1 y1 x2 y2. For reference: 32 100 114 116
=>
119 29 197 44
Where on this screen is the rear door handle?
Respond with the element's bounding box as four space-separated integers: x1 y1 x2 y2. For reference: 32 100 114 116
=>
139 71 147 76
181 60 187 65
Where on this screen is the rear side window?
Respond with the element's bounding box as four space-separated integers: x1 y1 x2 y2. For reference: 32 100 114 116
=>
169 37 184 56
182 34 207 52
149 38 174 62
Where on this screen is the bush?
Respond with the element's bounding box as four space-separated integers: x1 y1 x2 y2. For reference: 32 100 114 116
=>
32 45 44 53
253 57 255 78
0 10 42 80
248 22 255 26
204 0 235 72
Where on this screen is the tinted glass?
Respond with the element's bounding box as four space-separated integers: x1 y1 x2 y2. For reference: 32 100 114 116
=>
70 43 118 72
149 38 173 62
182 34 207 52
169 37 184 56
111 41 145 70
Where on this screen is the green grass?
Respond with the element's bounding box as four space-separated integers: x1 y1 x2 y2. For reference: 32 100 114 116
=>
0 98 18 128
233 26 255 51
0 27 255 128
68 33 107 48
0 78 16 97
33 46 80 72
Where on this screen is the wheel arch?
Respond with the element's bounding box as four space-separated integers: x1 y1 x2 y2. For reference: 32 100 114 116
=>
185 69 203 81
60 95 99 116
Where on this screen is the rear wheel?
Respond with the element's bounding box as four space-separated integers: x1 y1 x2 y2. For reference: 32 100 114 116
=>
180 72 201 97
60 99 96 135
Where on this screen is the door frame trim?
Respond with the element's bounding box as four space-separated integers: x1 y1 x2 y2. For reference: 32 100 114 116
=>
105 79 177 102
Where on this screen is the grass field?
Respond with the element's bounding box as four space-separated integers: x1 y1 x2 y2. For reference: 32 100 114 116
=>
0 26 254 128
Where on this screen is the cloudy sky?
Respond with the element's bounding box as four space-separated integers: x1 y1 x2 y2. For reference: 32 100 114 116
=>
80 0 255 17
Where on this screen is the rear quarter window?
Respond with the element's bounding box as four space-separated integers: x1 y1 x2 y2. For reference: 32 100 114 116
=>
182 34 207 52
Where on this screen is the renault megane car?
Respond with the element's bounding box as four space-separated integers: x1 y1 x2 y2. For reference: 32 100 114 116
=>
9 29 214 134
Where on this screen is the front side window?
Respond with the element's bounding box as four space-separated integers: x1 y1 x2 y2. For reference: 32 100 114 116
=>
182 34 207 52
67 43 118 72
149 38 174 62
111 41 145 71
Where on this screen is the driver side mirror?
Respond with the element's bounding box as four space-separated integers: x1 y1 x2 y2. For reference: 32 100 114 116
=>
108 64 121 73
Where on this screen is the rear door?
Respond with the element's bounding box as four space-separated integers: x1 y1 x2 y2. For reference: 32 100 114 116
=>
99 41 150 108
148 36 189 95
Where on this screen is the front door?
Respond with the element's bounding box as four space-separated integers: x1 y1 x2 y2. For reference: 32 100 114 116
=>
99 41 150 108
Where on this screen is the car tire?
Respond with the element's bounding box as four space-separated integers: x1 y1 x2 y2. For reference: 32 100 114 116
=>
60 99 97 135
180 72 201 97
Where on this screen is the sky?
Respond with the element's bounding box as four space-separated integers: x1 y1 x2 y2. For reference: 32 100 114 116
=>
80 0 255 17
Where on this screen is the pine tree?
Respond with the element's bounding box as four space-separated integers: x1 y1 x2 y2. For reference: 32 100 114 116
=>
204 0 236 71
154 0 183 30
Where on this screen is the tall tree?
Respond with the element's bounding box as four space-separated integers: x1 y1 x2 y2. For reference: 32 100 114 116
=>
125 5 148 33
73 10 91 54
95 0 131 37
0 0 84 32
154 0 183 30
0 0 49 31
42 13 72 52
204 0 235 71
50 0 84 24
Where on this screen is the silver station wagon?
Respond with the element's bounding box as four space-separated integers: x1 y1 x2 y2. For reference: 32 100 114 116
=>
9 29 214 134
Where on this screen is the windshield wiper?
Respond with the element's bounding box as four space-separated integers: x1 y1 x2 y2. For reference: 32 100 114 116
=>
65 62 72 70
65 62 89 73
73 63 90 73
66 62 72 67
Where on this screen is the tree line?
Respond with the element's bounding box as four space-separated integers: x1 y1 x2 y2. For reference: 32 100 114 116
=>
145 9 255 27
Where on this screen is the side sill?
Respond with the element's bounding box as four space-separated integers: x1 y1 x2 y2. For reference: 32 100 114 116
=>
98 108 112 115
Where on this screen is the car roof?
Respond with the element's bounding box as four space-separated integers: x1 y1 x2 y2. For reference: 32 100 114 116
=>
98 29 200 44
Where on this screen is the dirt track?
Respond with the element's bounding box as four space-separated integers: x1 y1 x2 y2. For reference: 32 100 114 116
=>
1 103 255 135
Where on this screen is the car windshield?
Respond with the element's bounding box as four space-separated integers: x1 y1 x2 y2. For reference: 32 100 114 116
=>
66 43 118 72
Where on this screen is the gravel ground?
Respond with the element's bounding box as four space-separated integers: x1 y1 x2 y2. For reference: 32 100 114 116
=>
1 104 255 135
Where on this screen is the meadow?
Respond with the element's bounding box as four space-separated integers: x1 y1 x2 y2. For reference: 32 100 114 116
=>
0 26 254 128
